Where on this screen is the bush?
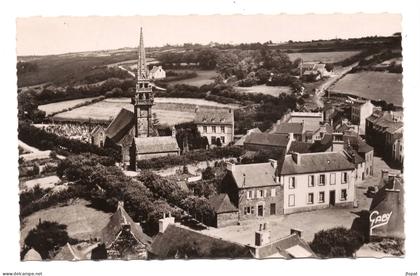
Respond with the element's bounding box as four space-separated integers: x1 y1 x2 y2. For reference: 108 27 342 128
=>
23 220 71 259
310 227 364 258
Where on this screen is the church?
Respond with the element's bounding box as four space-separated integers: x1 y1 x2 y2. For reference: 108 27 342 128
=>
103 28 180 169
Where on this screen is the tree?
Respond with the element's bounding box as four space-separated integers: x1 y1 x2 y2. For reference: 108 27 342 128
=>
216 52 240 78
24 220 71 259
202 167 215 180
310 227 364 258
197 48 219 70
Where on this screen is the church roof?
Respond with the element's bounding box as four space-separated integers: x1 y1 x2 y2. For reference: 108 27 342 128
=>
133 136 180 154
101 202 152 249
105 108 135 144
23 248 42 261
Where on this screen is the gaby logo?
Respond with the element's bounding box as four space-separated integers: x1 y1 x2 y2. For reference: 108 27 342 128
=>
369 210 393 234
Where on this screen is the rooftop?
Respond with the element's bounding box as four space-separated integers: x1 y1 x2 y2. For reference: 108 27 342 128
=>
105 108 135 144
229 162 278 189
134 136 180 154
244 133 290 148
194 108 233 125
279 152 355 175
271 123 303 135
209 193 238 214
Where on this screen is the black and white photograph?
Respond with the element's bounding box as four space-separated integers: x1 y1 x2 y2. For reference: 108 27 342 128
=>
1 0 419 275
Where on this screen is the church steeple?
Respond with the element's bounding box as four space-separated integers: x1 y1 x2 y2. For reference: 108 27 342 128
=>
137 27 149 80
132 27 154 138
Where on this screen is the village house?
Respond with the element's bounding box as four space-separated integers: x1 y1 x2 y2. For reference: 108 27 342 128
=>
194 108 234 146
248 224 316 259
243 132 293 154
279 152 356 214
234 127 262 147
98 201 152 260
365 110 403 157
299 62 329 81
149 65 166 80
208 193 239 228
350 100 376 135
391 131 403 166
89 125 106 147
273 112 325 142
271 122 304 141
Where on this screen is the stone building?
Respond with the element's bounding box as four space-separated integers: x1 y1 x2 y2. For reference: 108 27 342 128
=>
149 66 166 80
194 108 234 146
208 193 238 228
350 100 375 135
103 28 179 167
243 132 292 154
99 202 152 260
90 125 106 147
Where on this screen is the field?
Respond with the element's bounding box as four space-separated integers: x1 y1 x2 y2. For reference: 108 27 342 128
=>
235 85 292 96
53 97 237 126
38 97 103 116
329 72 403 106
287 51 361 63
165 70 218 87
20 199 112 246
23 175 61 191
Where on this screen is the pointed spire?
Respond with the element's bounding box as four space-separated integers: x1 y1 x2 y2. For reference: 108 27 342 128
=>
137 27 148 80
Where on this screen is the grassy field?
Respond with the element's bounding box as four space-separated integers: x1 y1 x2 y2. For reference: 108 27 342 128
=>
20 199 112 246
53 97 236 126
38 97 103 116
329 72 403 106
165 70 218 87
23 175 61 191
235 85 292 96
287 51 361 63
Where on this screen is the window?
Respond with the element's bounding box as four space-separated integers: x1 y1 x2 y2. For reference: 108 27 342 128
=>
319 174 325 186
258 190 264 198
220 136 225 144
341 172 348 184
247 190 252 199
319 192 325 203
203 126 207 133
271 188 276 197
330 173 336 185
257 205 264 217
244 207 251 215
212 126 216 133
308 175 315 187
250 206 255 214
288 194 295 207
341 189 347 201
308 193 314 204
221 126 225 133
270 203 276 215
211 136 216 144
289 177 296 189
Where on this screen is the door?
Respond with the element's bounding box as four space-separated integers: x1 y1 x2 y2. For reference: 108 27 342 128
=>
270 203 276 215
329 190 336 206
257 205 264 217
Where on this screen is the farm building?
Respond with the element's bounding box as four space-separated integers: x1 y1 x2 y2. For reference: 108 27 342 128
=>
243 132 292 154
149 66 166 80
208 193 239 228
90 125 106 147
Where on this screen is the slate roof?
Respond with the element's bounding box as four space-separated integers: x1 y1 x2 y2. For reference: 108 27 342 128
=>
244 133 290 148
23 248 42 261
54 243 87 261
209 193 238 214
288 141 313 154
90 125 105 136
101 203 152 249
133 136 180 154
194 109 233 125
279 152 355 175
234 128 262 146
105 108 135 144
252 234 316 259
366 111 403 131
272 123 303 135
230 162 278 189
149 224 252 259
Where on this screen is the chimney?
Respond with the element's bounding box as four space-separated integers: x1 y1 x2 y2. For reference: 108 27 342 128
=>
268 159 277 168
288 132 295 142
291 152 301 165
275 176 280 184
290 228 302 238
255 223 271 246
226 161 235 172
381 169 389 183
388 174 396 189
159 212 175 233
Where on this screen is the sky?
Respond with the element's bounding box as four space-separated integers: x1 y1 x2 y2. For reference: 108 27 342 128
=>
16 14 401 56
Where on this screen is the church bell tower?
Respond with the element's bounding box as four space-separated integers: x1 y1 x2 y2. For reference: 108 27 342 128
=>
132 27 154 138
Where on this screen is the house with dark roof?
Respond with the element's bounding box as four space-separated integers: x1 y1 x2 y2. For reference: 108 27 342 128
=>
149 216 252 259
243 132 292 154
194 108 234 146
221 160 284 220
99 201 152 260
234 128 261 146
130 133 180 162
247 224 316 259
271 122 304 141
208 193 238 228
279 152 356 214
